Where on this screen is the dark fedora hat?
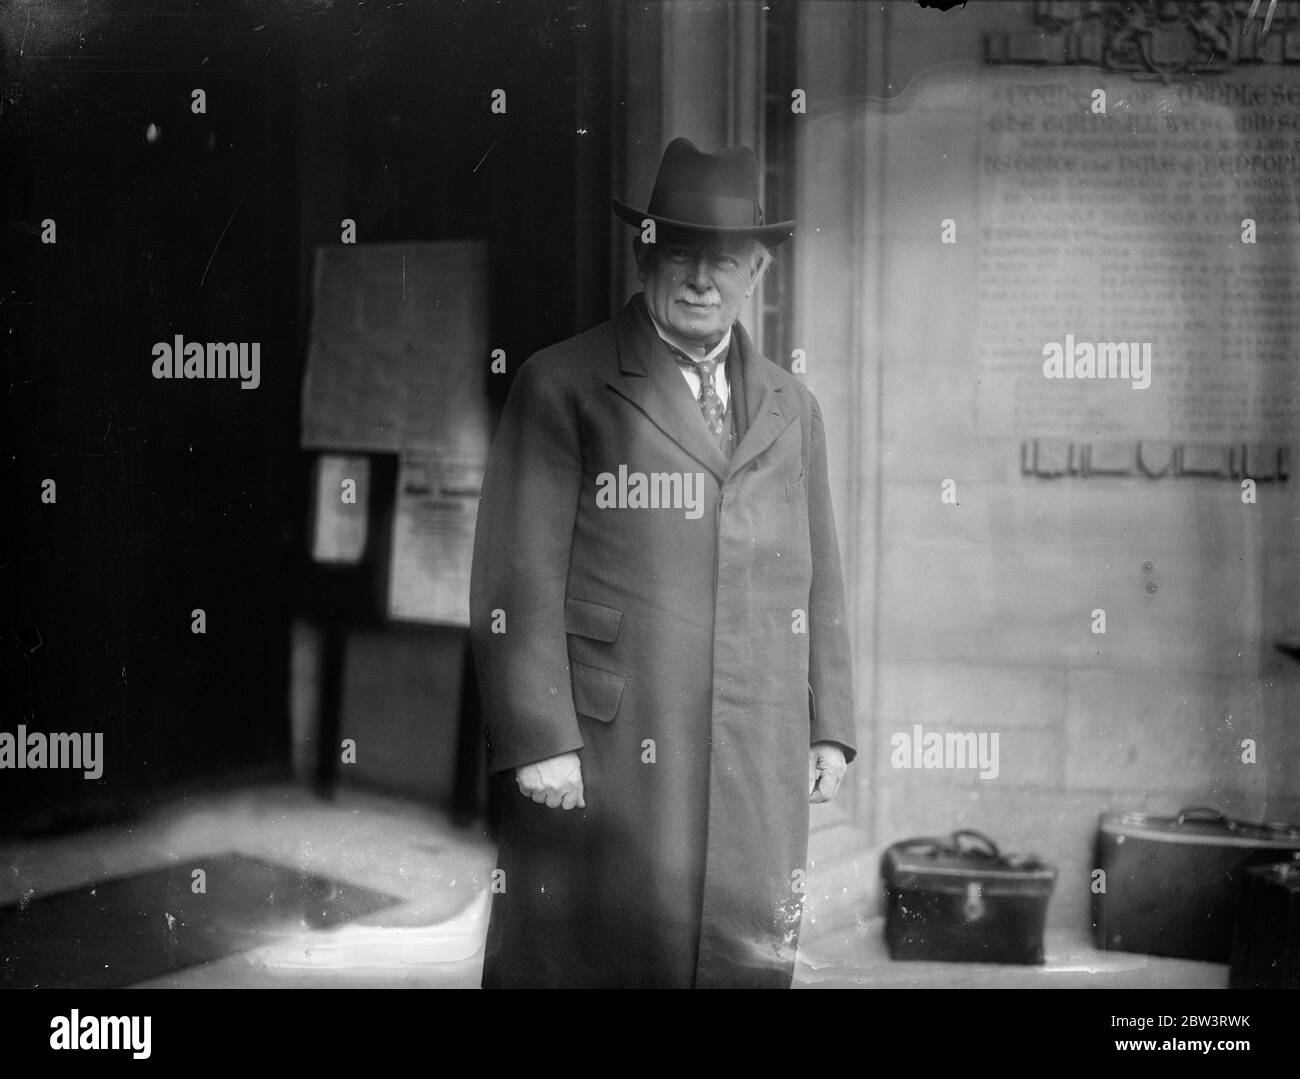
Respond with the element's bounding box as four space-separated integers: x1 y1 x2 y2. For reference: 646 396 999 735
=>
612 137 795 246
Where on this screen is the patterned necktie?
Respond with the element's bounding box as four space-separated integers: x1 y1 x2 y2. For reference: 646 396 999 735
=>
696 355 727 440
673 351 726 440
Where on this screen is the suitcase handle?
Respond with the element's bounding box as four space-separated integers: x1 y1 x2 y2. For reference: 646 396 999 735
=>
1177 806 1236 829
890 836 954 857
886 832 1046 872
950 830 1001 859
891 831 1004 859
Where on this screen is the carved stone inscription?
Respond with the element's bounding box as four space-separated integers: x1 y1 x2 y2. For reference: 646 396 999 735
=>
976 69 1300 442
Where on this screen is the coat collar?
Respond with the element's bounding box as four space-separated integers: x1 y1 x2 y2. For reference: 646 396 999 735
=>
610 294 796 482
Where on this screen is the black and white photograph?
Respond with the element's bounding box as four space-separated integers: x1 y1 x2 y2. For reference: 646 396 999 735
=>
3 0 1299 1047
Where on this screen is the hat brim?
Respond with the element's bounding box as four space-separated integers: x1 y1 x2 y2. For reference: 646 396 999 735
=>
612 198 794 246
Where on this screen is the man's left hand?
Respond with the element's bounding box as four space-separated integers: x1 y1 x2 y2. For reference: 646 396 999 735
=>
808 742 847 803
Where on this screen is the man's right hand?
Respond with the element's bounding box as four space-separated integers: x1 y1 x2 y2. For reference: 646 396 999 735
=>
516 751 585 810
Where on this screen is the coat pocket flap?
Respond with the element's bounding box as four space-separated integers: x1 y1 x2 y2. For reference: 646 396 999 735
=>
784 469 807 501
564 596 623 642
570 660 625 723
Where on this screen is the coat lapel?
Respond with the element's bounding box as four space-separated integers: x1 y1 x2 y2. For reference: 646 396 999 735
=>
726 319 797 479
608 295 797 484
609 296 729 481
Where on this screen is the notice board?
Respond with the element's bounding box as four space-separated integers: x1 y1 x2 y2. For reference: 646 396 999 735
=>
300 241 490 626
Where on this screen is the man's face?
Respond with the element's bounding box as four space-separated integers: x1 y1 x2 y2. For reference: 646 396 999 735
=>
641 231 760 348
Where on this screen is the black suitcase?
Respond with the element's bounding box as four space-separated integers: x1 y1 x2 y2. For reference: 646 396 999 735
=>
1093 806 1300 963
881 830 1056 965
1229 860 1300 988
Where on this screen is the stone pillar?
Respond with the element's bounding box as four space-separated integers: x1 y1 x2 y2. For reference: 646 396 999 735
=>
611 0 767 347
792 0 880 834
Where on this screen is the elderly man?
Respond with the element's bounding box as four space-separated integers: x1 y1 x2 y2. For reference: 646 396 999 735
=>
469 138 855 988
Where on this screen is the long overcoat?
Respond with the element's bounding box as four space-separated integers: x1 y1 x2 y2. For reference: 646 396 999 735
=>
468 294 855 988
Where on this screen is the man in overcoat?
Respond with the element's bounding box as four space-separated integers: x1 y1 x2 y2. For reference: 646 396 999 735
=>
469 138 856 988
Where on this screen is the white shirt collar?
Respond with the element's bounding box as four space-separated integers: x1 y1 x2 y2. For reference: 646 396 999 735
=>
645 305 732 366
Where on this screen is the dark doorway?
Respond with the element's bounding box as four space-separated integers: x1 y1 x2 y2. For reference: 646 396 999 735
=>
3 0 614 833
